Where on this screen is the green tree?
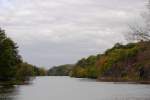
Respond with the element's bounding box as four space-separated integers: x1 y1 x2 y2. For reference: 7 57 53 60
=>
0 28 22 81
15 63 35 81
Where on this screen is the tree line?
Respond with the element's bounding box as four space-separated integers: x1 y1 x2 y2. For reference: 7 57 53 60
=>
70 41 150 82
48 64 74 76
0 28 47 84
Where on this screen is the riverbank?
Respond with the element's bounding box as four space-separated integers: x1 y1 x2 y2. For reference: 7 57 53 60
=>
49 41 150 82
97 77 150 84
68 76 150 84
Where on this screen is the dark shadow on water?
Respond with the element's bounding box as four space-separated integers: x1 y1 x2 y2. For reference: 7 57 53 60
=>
0 84 18 100
0 85 15 94
77 78 97 82
110 96 150 100
0 79 33 100
77 78 150 85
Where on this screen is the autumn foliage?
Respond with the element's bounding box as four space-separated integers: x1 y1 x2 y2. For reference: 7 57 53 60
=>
70 41 150 82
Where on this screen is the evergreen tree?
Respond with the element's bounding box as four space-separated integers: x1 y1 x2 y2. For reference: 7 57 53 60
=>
0 28 22 81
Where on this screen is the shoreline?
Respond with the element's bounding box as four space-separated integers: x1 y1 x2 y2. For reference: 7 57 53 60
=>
97 79 150 84
96 77 150 84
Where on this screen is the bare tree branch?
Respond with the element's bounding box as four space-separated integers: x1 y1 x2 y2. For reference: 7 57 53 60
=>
127 0 150 41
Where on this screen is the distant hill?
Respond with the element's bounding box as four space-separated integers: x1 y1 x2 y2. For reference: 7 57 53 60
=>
48 64 74 76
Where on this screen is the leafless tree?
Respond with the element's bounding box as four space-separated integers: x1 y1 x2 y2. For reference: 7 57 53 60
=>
128 0 150 41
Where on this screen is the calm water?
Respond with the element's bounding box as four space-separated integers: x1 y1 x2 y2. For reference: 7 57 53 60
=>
0 76 150 100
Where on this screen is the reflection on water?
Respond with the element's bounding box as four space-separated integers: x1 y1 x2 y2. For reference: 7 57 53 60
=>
0 85 18 100
0 77 150 100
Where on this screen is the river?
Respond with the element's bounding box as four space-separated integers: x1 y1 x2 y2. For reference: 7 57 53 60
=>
0 76 150 100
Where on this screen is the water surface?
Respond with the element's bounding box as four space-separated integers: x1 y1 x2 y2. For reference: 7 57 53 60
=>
0 76 150 100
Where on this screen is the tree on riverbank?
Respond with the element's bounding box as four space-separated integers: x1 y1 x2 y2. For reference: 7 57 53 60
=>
70 41 150 81
0 28 22 81
0 28 47 84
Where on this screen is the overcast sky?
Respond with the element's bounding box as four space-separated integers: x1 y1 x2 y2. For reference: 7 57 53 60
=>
0 0 147 68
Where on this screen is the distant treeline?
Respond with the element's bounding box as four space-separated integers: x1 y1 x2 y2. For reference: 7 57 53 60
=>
0 28 47 84
48 64 74 76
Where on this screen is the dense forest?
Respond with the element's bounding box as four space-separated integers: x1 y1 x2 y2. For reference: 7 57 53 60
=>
70 41 150 82
0 28 47 85
48 64 74 76
48 41 150 82
47 42 150 82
